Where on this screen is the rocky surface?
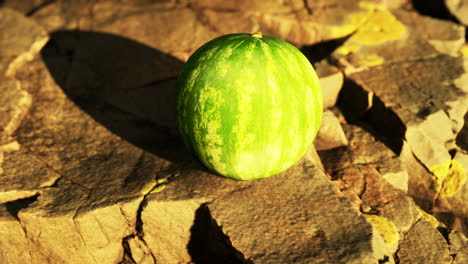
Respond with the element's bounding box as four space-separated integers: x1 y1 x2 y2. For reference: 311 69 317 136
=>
445 0 468 26
0 8 48 77
0 0 467 263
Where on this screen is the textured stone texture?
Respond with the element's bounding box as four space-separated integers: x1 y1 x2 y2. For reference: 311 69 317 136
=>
330 0 468 249
0 204 32 263
144 149 392 263
397 219 452 264
319 124 417 248
0 78 31 137
0 8 48 76
0 0 50 15
0 0 468 263
449 230 468 263
445 0 468 26
315 61 344 109
393 9 465 55
314 110 348 151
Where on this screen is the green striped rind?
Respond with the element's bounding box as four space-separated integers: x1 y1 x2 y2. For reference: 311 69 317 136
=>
176 33 322 180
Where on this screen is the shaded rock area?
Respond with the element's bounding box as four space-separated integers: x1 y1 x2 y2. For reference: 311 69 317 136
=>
0 0 467 263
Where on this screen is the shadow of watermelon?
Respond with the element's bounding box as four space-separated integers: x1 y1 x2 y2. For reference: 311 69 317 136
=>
41 30 195 166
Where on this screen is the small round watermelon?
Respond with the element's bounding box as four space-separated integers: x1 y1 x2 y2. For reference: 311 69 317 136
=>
175 33 322 180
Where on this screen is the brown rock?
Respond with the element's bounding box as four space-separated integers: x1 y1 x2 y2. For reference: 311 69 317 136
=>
0 204 32 263
450 58 468 137
337 27 468 233
198 9 259 36
316 61 344 109
142 196 207 263
319 146 354 175
1 0 52 15
93 6 219 59
0 8 48 77
29 0 393 50
342 53 466 184
359 164 418 233
1 0 467 263
431 151 468 234
0 29 185 263
445 0 468 26
314 110 348 151
27 1 95 32
383 0 412 9
399 142 438 211
449 230 468 264
187 0 294 13
2 20 387 263
17 180 106 264
333 6 468 177
125 235 155 264
144 148 393 263
397 218 452 264
393 10 465 56
319 124 418 255
0 146 60 204
333 5 439 72
0 78 31 137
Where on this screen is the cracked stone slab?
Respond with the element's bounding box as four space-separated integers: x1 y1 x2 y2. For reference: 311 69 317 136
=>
0 8 48 77
334 15 468 240
15 180 98 264
7 174 147 264
341 53 467 188
319 124 409 193
13 39 184 191
333 6 468 177
0 30 192 263
319 124 416 253
1 1 467 263
143 148 393 263
124 235 156 264
0 145 60 204
338 46 468 234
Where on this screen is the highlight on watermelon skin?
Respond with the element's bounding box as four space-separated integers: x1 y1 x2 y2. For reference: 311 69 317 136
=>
175 33 323 180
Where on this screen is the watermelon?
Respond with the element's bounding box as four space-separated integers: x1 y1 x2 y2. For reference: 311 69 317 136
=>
175 32 322 180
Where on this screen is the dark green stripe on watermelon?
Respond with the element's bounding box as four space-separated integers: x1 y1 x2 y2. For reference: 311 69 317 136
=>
176 33 322 180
